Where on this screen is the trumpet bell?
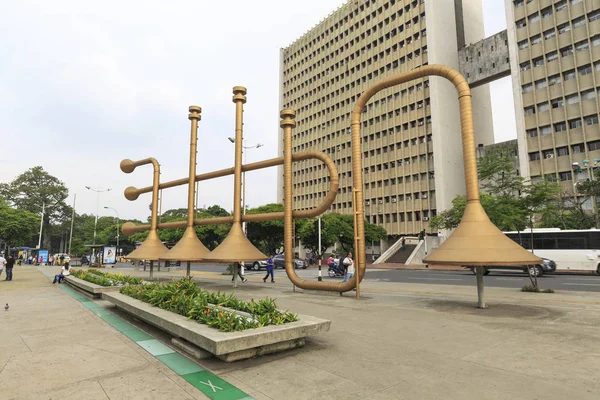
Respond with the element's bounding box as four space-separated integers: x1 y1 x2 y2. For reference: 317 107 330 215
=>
423 202 542 266
203 223 266 263
159 227 210 261
126 230 168 261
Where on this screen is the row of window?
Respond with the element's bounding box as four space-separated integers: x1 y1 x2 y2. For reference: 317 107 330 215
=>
515 1 596 29
366 191 432 205
284 43 429 115
283 21 426 90
522 62 600 94
514 0 580 10
529 138 600 161
526 114 599 137
284 0 423 73
524 88 600 116
367 209 435 225
519 35 600 71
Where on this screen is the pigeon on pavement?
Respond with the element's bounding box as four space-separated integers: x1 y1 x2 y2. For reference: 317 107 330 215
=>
4 303 8 311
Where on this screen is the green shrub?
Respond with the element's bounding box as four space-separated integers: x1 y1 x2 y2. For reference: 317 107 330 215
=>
71 269 143 286
120 278 298 332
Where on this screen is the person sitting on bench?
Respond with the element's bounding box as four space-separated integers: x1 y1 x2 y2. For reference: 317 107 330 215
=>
53 263 71 284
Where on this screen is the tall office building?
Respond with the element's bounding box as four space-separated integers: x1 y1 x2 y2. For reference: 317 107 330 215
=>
278 0 494 237
506 0 600 200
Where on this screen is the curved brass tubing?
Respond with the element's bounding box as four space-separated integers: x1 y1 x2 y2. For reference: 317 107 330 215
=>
120 151 339 236
282 64 483 294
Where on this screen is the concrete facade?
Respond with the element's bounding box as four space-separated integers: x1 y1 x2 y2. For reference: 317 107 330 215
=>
506 0 600 196
278 0 494 237
459 30 512 87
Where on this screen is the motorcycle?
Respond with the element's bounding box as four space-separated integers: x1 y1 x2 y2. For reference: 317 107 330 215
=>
327 262 345 278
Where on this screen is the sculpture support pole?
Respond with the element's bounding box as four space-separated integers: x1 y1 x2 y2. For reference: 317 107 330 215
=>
476 266 486 309
232 87 246 226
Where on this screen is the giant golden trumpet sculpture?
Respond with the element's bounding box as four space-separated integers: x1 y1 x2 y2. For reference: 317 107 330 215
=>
121 65 540 303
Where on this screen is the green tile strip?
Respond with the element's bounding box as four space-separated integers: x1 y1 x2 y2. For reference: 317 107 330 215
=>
42 268 253 400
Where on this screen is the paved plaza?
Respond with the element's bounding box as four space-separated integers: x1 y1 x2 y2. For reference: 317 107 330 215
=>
1 265 600 399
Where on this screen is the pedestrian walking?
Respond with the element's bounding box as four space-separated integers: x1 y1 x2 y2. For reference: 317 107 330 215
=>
341 252 354 283
263 255 275 283
400 237 406 251
5 255 15 281
231 261 247 283
0 253 6 279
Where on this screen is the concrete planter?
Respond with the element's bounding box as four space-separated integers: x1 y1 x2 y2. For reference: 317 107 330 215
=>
102 292 331 362
64 276 124 299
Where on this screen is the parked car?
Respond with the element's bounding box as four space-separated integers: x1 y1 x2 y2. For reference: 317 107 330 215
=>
273 254 308 269
470 258 557 277
244 260 268 271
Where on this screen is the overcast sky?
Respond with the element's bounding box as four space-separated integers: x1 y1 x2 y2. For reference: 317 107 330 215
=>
0 0 511 221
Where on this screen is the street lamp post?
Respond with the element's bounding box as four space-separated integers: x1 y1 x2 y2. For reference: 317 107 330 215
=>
104 206 120 261
227 137 263 234
85 186 111 263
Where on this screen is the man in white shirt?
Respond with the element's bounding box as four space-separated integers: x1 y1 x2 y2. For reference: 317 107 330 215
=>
341 252 354 283
0 253 6 279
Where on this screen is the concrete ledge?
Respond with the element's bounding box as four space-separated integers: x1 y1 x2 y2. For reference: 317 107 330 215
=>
103 292 330 361
64 276 124 299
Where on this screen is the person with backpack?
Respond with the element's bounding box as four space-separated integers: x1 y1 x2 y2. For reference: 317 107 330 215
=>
263 255 275 283
4 255 15 281
53 263 71 284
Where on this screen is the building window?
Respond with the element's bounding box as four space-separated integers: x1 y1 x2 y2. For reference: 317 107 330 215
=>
573 17 586 28
581 89 597 100
516 18 527 28
563 70 576 80
543 149 555 159
529 152 541 161
585 115 599 125
576 41 589 52
557 147 569 157
528 13 540 23
554 122 567 132
566 94 579 104
572 143 585 153
551 98 564 108
535 79 548 89
546 51 558 62
590 11 600 23
540 125 552 135
593 36 600 47
514 0 524 7
522 84 533 93
531 34 542 45
579 65 592 76
524 106 536 116
544 29 556 40
520 61 531 71
558 23 571 34
559 171 572 181
560 46 573 57
533 57 544 67
518 40 529 49
569 118 582 129
589 141 600 151
538 102 550 112
527 128 538 138
548 74 561 85
555 0 567 11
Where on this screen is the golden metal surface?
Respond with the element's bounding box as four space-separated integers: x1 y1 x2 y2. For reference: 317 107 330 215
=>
119 158 168 260
120 151 339 235
203 87 266 263
343 64 540 267
159 106 210 261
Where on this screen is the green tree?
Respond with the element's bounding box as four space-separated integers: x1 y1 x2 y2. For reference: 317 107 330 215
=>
297 213 387 258
0 199 40 253
246 203 285 254
0 166 70 250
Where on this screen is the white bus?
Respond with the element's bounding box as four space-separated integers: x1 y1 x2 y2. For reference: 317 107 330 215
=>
503 228 600 274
